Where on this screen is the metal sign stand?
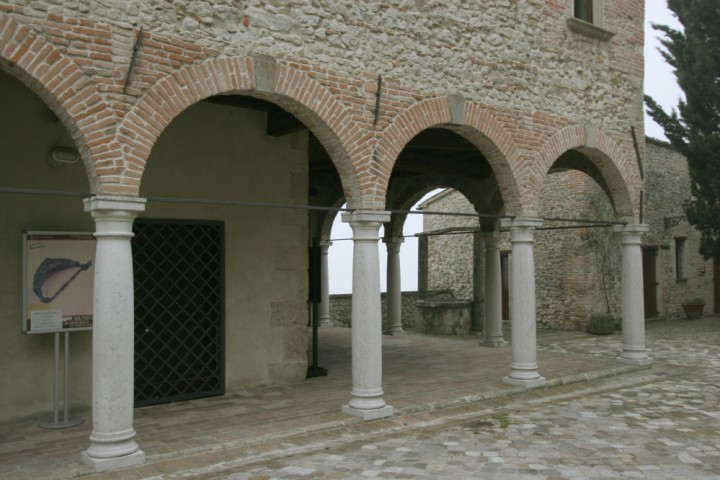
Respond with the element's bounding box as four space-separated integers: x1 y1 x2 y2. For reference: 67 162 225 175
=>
40 331 83 429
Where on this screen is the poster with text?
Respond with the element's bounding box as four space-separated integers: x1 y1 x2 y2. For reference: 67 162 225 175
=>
23 232 96 334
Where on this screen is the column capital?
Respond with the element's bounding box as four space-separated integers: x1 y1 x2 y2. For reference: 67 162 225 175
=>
341 210 391 225
318 240 333 249
502 218 542 244
613 224 649 244
500 217 543 230
83 195 147 214
479 231 500 246
382 236 405 251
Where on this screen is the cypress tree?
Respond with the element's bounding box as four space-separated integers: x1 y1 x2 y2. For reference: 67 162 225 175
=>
644 0 720 258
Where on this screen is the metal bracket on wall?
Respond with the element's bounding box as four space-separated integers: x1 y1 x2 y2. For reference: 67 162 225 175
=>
123 26 144 94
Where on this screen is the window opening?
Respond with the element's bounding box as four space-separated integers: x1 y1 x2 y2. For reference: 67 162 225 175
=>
675 237 687 280
574 0 593 23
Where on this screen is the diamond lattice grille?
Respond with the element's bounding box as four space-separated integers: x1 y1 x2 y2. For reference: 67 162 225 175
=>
133 220 224 407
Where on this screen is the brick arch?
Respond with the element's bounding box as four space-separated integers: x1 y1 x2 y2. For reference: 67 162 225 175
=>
529 124 639 220
374 97 523 216
384 175 495 239
0 14 114 191
119 56 364 203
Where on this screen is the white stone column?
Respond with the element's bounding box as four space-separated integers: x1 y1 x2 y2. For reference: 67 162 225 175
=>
480 232 508 347
341 210 394 420
384 237 404 335
81 196 146 471
471 231 484 334
318 241 333 327
613 224 652 365
501 218 546 388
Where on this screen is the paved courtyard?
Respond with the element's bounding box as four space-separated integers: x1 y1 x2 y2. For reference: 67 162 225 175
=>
3 316 720 479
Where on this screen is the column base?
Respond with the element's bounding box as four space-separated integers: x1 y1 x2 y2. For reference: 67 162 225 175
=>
342 404 394 420
319 319 334 327
384 329 405 336
617 355 653 366
480 338 508 348
81 449 145 472
503 375 546 389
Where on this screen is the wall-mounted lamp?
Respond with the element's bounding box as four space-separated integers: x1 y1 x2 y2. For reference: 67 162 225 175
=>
50 147 80 164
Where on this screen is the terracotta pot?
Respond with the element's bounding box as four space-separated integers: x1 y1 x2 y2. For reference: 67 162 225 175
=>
681 303 704 320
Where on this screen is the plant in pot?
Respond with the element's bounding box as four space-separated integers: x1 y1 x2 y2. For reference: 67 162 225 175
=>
681 297 705 320
587 312 616 335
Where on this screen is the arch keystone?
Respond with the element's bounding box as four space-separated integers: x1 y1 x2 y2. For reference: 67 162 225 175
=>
253 54 277 93
448 94 466 126
584 123 598 149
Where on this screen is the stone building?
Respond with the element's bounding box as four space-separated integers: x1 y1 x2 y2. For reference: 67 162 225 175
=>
420 138 716 330
1 0 649 471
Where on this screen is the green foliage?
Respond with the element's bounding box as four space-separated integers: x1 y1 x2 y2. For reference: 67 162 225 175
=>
682 297 705 305
644 0 720 259
587 313 615 335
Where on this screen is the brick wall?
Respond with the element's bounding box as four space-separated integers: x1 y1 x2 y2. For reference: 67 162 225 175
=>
1 1 645 210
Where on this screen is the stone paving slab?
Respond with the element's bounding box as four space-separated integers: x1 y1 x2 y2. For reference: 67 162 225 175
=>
0 322 664 480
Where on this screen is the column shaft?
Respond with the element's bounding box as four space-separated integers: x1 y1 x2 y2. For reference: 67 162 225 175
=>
81 196 146 472
501 218 546 388
471 232 484 334
480 232 507 347
341 211 394 420
384 237 404 335
318 241 333 327
614 224 652 365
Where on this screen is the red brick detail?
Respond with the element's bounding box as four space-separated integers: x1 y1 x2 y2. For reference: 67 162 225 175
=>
0 13 119 193
374 97 524 215
121 55 368 205
273 62 364 208
531 124 640 220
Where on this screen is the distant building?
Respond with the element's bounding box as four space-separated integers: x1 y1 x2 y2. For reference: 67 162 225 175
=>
420 138 716 330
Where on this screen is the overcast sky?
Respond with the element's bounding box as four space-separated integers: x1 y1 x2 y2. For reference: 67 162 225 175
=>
328 3 684 294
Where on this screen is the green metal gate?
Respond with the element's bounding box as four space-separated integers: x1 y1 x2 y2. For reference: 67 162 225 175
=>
132 220 225 407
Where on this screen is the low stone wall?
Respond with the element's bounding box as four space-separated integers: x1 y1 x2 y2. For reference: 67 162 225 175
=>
330 291 420 330
415 299 472 336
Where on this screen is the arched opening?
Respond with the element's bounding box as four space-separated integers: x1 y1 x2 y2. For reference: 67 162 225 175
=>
135 94 346 405
0 70 95 421
534 149 625 330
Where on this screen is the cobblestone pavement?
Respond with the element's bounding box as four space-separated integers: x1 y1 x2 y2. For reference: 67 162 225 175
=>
152 318 720 480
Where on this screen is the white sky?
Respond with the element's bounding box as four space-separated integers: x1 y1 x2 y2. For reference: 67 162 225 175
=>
328 2 684 294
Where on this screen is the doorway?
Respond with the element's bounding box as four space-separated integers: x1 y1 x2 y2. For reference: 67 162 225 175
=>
642 247 659 319
132 219 225 407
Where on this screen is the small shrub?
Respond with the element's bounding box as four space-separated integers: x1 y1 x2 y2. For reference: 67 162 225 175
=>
683 297 704 305
587 313 615 335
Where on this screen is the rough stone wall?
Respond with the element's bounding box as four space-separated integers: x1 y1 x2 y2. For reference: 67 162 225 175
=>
2 0 643 130
423 172 619 330
644 139 715 316
331 291 419 330
422 140 716 330
0 0 646 209
534 171 620 328
422 189 479 301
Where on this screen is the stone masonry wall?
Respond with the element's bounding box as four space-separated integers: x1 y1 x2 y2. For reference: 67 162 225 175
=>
330 291 420 330
1 0 646 207
644 138 715 316
2 0 644 132
422 140 716 330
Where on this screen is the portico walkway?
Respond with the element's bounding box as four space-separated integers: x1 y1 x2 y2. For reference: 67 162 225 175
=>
1 326 646 480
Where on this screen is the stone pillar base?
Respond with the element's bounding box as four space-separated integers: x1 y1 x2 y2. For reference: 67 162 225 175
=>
319 318 334 327
384 329 405 336
81 449 145 472
480 339 509 348
503 375 547 389
617 355 653 366
342 404 394 420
